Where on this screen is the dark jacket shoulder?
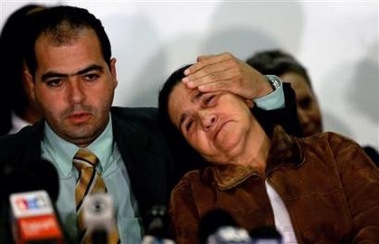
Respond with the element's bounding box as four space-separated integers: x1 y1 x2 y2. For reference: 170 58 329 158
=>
0 121 43 171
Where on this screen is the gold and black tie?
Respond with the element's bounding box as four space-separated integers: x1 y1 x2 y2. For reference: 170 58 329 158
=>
73 149 120 244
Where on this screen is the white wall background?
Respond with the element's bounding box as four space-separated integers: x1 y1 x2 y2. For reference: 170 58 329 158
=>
1 0 378 150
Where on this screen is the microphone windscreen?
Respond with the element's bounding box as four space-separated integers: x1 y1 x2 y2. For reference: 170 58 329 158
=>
1 159 59 202
83 193 115 235
250 225 282 243
144 205 170 239
198 208 238 244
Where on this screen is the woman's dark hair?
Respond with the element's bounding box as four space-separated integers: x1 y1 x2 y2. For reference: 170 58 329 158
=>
0 4 45 135
158 64 191 135
158 64 207 183
246 49 313 91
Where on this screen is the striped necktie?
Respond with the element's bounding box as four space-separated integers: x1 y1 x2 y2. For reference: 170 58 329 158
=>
73 148 120 244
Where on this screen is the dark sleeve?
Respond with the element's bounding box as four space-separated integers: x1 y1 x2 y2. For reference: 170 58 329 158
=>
253 82 302 137
363 145 379 167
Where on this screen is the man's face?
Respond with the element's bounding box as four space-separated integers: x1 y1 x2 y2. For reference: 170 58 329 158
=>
168 82 257 164
26 29 117 147
280 72 323 137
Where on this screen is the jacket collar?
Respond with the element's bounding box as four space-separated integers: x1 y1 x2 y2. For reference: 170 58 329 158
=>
210 125 304 190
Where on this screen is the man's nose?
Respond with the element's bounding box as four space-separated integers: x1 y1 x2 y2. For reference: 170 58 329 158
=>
67 79 85 103
297 108 310 125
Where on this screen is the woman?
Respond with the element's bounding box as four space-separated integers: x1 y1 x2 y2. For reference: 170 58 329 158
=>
158 64 379 243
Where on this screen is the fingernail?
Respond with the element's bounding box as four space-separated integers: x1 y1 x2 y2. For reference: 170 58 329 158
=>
184 69 190 75
182 77 189 83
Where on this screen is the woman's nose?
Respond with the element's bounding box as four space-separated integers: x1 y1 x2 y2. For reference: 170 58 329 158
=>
200 113 217 131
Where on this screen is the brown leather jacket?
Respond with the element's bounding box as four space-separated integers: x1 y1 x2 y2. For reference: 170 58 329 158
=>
169 126 379 243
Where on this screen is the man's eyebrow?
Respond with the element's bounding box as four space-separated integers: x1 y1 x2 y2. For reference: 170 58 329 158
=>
41 64 104 81
76 64 103 75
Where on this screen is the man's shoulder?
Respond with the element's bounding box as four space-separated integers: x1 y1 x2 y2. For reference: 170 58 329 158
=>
0 122 42 145
0 122 43 169
110 106 162 135
111 106 158 121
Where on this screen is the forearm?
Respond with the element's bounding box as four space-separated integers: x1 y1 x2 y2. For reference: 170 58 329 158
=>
253 82 302 137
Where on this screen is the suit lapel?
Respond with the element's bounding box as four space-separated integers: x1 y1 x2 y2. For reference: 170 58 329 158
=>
111 110 171 216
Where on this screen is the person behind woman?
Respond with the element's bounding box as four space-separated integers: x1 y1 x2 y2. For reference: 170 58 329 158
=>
158 64 379 243
246 49 379 165
247 50 321 137
0 4 46 136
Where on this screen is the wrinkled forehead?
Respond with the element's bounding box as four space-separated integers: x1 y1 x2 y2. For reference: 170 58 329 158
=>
168 82 197 127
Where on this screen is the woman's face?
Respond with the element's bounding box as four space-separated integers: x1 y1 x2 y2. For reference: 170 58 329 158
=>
167 82 257 164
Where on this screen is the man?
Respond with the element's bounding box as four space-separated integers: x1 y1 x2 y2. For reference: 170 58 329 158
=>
158 64 379 243
0 6 299 243
246 49 379 165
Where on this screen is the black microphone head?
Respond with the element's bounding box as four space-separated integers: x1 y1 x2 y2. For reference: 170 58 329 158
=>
250 225 282 243
144 205 170 239
198 208 238 244
1 159 59 202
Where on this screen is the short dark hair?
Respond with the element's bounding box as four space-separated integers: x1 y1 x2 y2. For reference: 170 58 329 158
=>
24 5 112 77
246 49 313 91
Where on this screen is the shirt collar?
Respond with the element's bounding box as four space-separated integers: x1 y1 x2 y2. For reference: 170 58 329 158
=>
9 111 31 134
43 114 114 176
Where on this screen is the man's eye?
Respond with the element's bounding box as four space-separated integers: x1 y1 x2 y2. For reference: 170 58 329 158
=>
83 73 99 81
299 97 311 109
46 79 63 87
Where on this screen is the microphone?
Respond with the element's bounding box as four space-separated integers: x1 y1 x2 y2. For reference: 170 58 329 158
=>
198 209 252 244
1 160 66 244
249 225 282 244
142 205 174 244
82 193 117 244
9 190 64 244
207 226 252 244
1 160 60 202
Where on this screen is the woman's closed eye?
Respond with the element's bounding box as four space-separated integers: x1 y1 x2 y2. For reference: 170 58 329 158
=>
202 93 217 106
184 118 194 132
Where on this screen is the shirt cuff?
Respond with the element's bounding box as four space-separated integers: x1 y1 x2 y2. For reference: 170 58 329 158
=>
253 75 285 110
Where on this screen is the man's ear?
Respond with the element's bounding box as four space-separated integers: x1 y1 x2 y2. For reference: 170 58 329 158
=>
109 58 118 88
245 99 255 109
22 66 36 101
